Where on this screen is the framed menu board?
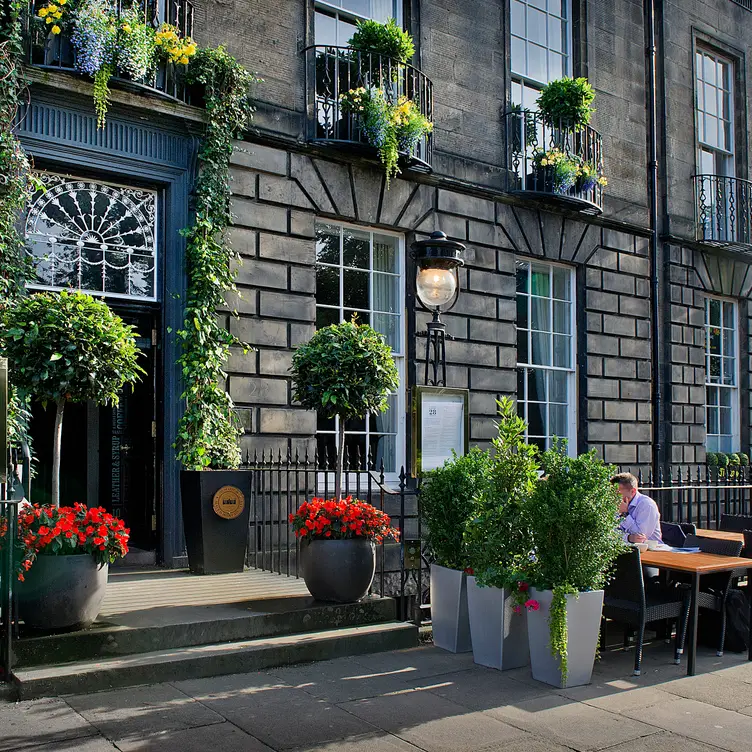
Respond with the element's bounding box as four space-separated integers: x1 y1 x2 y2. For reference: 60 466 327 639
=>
412 386 469 476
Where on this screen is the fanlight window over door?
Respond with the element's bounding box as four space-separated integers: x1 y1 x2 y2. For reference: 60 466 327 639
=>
24 173 158 301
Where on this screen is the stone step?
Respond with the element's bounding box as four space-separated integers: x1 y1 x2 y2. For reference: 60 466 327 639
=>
12 621 419 699
14 595 398 668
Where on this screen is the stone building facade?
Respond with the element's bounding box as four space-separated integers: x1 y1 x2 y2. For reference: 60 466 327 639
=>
14 0 752 564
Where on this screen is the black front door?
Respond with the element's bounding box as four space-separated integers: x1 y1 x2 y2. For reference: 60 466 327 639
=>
99 310 158 551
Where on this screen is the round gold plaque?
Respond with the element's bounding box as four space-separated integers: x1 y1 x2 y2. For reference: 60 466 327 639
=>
212 485 245 520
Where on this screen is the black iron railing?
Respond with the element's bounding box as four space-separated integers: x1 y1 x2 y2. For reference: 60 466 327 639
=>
505 109 604 213
624 465 752 529
23 0 195 103
304 45 433 170
242 448 423 621
694 174 752 250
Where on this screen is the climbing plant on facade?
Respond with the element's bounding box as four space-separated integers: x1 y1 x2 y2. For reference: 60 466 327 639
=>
0 2 38 450
173 46 258 470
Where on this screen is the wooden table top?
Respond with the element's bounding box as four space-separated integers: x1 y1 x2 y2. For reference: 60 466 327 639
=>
640 549 752 573
696 528 745 543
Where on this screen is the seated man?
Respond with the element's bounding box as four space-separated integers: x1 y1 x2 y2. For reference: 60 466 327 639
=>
611 472 662 544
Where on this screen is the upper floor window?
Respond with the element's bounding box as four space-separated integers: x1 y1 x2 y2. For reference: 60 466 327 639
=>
695 48 735 177
516 259 576 452
704 296 739 453
24 172 158 301
315 221 405 474
511 0 571 107
315 1 402 47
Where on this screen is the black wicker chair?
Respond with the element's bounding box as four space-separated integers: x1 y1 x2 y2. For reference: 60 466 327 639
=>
720 514 752 533
683 535 743 656
661 522 687 548
602 548 690 675
743 530 752 559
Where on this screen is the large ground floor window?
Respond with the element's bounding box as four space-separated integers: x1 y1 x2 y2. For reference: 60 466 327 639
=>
516 259 576 452
314 220 405 474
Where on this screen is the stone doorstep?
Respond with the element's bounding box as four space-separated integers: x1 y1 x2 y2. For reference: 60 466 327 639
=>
13 596 398 669
12 622 419 700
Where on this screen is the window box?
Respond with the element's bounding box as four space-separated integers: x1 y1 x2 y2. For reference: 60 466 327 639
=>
21 0 195 104
505 109 605 214
305 45 433 172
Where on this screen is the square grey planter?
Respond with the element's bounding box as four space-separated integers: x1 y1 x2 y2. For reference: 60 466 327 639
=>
430 564 472 653
527 587 604 688
466 577 530 670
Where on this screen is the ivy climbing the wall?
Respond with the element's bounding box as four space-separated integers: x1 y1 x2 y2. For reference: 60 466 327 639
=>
0 1 37 450
173 46 258 470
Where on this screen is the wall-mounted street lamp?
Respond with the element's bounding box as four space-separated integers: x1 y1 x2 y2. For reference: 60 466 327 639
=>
410 231 465 387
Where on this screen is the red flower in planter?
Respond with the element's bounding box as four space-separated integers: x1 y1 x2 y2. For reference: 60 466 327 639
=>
289 496 400 543
518 581 529 592
3 504 130 580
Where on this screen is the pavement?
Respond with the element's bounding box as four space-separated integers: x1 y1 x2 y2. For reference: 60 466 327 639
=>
3 640 752 752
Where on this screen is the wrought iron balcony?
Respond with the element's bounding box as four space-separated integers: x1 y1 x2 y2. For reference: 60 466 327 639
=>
304 45 433 171
22 0 194 103
504 109 604 214
694 175 752 251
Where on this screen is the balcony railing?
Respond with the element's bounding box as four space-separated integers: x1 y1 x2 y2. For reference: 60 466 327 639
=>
505 109 604 214
304 45 433 171
694 174 752 251
22 0 194 103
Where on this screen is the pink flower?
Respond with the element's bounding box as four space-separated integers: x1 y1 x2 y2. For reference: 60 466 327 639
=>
525 599 540 611
512 605 521 614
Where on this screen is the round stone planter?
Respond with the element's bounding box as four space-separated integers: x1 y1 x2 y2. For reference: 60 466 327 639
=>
300 538 376 603
17 554 109 631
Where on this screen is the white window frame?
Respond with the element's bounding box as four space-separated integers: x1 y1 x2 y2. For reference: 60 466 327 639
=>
24 171 159 303
515 258 577 454
695 47 735 177
511 0 572 103
314 220 406 487
314 1 403 47
704 295 740 454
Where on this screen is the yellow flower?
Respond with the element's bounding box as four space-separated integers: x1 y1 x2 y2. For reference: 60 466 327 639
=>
122 23 131 32
48 3 57 10
45 16 52 23
58 0 67 5
179 55 189 65
38 7 48 16
51 24 61 34
54 10 62 17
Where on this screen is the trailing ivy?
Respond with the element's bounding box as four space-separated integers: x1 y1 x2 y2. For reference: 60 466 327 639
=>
174 46 258 470
0 3 38 453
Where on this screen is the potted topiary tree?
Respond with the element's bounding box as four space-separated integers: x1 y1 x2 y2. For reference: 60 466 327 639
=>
523 445 625 688
0 290 142 629
419 446 492 653
290 318 399 601
1 290 143 508
463 398 539 670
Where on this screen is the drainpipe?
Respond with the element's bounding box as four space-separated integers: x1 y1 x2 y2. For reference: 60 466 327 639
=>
646 0 662 475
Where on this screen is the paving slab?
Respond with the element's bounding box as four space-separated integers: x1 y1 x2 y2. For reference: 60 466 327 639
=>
414 666 550 710
64 683 225 741
0 698 97 751
621 696 752 752
659 673 752 711
486 692 661 751
601 731 728 752
211 685 377 750
288 732 424 752
339 688 527 752
351 646 476 681
558 683 675 714
114 721 274 752
172 670 289 708
21 738 119 752
269 656 417 703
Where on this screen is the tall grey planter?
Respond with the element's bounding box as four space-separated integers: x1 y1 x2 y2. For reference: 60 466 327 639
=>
466 576 529 670
527 587 604 688
430 564 472 653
